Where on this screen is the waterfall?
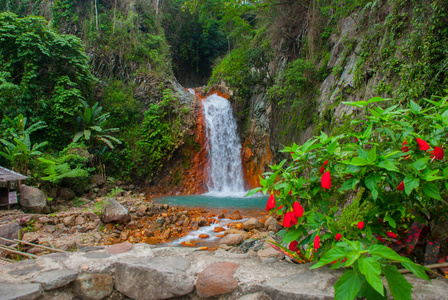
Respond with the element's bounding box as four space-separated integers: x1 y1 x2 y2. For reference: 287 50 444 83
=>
202 93 246 197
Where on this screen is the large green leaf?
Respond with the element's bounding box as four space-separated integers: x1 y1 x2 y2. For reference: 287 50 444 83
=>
334 270 364 300
404 175 420 195
369 245 411 263
348 157 369 166
283 228 303 244
310 247 347 268
422 182 441 200
401 261 429 281
358 257 384 296
383 265 413 300
377 160 400 172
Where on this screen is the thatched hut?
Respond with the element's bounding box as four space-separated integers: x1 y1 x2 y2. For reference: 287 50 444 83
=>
0 166 27 209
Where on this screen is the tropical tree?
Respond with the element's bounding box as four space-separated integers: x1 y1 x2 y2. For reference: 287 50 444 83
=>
0 138 47 175
73 100 122 149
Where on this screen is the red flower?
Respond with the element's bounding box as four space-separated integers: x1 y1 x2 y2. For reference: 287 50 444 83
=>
319 160 328 174
416 138 430 151
288 190 292 195
265 194 275 211
276 205 284 211
283 211 293 228
357 221 364 230
431 146 444 160
386 231 397 238
314 235 320 249
396 181 405 191
291 213 298 225
376 235 386 243
402 140 409 152
335 233 342 241
293 201 304 218
321 171 331 189
289 240 299 251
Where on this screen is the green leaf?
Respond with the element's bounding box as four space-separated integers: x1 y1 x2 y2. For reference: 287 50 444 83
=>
310 247 347 269
385 214 397 228
422 182 441 200
83 129 91 141
343 100 368 108
360 282 387 300
401 261 430 281
334 270 364 300
367 147 377 163
283 228 302 244
348 157 369 166
377 160 400 172
404 175 420 196
412 158 428 171
245 187 262 197
365 174 379 200
344 250 364 267
368 96 388 104
410 100 422 114
358 257 384 296
383 265 413 300
369 245 411 263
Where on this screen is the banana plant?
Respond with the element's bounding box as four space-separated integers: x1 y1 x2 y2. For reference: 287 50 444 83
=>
0 138 47 175
73 100 122 149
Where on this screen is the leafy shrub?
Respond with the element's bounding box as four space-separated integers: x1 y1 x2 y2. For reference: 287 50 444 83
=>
249 95 448 299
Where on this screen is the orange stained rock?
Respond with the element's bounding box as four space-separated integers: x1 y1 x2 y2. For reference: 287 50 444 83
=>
199 234 210 239
199 247 209 250
214 227 225 232
216 234 226 238
241 136 274 189
181 240 198 247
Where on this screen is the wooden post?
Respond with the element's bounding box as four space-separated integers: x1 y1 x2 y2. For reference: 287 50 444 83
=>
7 181 10 210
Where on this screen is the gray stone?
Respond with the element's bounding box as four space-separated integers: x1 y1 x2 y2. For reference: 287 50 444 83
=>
100 198 130 224
19 185 47 213
75 215 86 226
30 268 78 290
114 257 194 300
257 247 285 260
91 174 106 187
238 292 272 300
8 264 43 276
0 221 19 245
243 218 263 231
263 271 337 300
73 273 114 300
57 187 75 201
37 217 53 224
0 281 42 300
84 252 111 259
219 234 244 246
63 215 76 227
226 229 250 240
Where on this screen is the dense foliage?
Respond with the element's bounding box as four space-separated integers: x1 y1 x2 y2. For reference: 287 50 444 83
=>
250 95 448 299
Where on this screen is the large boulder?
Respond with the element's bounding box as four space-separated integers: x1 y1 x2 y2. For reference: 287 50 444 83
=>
90 175 106 187
0 221 19 245
243 218 263 231
114 257 194 300
100 198 130 224
57 187 75 201
196 262 239 298
73 273 114 300
19 185 47 213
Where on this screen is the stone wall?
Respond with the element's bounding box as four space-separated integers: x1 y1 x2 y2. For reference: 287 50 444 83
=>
1 243 446 300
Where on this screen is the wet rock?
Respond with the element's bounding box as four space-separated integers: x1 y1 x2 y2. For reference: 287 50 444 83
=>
197 217 208 227
196 262 239 298
219 234 244 246
100 198 130 224
120 231 128 241
73 273 114 300
162 230 171 239
114 257 194 300
125 221 136 230
226 229 250 240
199 234 210 239
243 218 263 231
19 185 47 213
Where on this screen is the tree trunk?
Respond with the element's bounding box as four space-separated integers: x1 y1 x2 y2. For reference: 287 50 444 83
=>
113 0 117 34
94 0 99 30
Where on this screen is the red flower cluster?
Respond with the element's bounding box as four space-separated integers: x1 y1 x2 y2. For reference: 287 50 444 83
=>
293 201 304 218
402 140 409 152
319 160 328 174
283 202 305 227
335 233 342 241
321 171 331 189
289 240 299 252
396 181 405 191
416 138 430 151
357 221 364 230
314 235 320 249
431 146 444 160
265 194 275 211
386 231 397 238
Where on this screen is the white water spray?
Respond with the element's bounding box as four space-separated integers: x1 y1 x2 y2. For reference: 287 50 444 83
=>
202 94 246 197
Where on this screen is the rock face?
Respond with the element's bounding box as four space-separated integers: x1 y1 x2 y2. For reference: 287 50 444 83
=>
19 185 47 213
114 256 194 300
100 198 130 224
0 281 42 300
196 262 239 298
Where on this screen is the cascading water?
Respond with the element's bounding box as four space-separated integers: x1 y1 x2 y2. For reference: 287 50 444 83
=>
202 93 246 197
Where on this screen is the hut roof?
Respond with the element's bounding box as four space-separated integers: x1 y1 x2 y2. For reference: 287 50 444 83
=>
0 166 27 182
